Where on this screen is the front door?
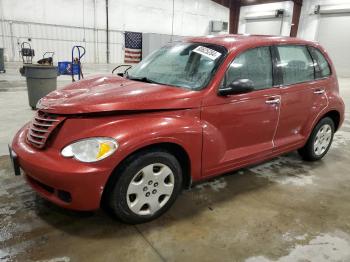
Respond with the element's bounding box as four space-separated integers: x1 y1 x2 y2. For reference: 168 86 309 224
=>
201 46 280 177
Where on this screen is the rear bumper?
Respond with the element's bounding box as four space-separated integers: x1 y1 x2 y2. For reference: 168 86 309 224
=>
12 125 113 211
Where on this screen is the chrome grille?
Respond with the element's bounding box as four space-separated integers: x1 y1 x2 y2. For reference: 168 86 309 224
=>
26 110 65 149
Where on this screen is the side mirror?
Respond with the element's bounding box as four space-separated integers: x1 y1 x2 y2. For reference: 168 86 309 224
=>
218 79 254 96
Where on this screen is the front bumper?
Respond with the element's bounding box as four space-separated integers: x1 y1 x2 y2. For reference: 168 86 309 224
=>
11 125 113 211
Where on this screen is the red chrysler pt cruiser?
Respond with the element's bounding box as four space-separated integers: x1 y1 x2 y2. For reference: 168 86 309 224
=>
10 35 345 223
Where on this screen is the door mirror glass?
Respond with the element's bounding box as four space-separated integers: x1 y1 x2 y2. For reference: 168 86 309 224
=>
219 78 254 96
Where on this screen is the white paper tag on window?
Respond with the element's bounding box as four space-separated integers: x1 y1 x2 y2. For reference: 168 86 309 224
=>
192 46 221 60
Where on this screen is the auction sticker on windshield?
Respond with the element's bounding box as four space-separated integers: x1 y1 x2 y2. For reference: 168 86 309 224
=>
193 46 221 60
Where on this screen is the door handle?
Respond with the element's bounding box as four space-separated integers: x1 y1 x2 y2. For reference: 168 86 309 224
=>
265 98 280 105
314 88 325 94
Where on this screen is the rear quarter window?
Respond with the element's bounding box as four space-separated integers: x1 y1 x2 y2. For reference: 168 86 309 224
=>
308 46 331 79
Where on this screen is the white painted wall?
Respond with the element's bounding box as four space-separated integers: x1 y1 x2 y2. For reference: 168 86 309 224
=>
297 0 350 40
297 0 350 77
0 0 229 63
238 1 294 36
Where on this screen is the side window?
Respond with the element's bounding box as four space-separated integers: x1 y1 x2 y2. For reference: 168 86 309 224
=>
277 45 314 85
308 46 331 79
222 47 273 90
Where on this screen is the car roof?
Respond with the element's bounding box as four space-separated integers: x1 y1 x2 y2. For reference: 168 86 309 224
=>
185 34 318 52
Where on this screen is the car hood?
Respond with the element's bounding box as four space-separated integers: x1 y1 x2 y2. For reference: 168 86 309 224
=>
38 75 202 114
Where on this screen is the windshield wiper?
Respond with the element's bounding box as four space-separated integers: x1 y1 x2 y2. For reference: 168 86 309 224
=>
127 76 160 84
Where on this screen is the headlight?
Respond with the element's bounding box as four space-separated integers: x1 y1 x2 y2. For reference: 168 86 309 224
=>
61 137 118 162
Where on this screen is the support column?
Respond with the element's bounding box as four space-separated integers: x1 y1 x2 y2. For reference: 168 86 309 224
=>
229 0 241 34
290 0 302 37
105 0 110 64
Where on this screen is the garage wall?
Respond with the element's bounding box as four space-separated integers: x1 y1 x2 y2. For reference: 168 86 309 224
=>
0 0 229 63
238 1 294 36
297 0 350 40
298 0 350 77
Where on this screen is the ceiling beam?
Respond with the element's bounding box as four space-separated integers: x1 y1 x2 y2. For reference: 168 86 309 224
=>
224 0 231 8
212 0 230 8
241 0 289 6
213 0 303 7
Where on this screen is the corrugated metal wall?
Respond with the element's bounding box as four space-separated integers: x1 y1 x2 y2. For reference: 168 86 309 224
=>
0 0 229 64
0 20 124 63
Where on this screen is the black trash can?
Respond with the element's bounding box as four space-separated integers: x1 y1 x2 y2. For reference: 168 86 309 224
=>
20 64 58 109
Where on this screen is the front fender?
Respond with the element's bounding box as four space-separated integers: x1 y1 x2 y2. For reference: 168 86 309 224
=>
51 109 203 183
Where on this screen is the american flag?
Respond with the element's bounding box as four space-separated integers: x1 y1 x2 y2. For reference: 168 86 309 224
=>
124 31 142 64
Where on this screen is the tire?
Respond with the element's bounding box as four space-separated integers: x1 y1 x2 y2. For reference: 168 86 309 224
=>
107 149 183 224
298 117 335 161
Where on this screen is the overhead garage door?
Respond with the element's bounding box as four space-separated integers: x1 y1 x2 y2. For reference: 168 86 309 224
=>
245 18 283 36
317 14 350 77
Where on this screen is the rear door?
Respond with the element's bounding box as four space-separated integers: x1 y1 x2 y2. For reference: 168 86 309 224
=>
273 45 328 152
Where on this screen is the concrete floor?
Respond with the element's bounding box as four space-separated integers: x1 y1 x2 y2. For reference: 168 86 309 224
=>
1 62 350 262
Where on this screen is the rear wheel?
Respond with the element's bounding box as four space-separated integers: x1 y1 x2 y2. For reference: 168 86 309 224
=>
107 150 182 224
298 117 335 161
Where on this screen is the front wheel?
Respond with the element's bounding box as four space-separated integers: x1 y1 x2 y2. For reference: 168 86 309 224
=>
107 150 183 224
298 117 335 161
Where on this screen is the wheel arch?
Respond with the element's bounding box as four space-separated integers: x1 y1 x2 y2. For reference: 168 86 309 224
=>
101 142 192 208
322 110 341 131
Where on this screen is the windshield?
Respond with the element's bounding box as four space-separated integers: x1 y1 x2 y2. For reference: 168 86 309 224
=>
127 42 227 90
